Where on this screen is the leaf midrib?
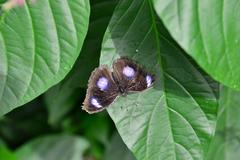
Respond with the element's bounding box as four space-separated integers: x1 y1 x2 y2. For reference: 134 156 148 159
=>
148 0 177 159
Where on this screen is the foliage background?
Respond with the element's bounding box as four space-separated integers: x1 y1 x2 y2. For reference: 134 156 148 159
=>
0 0 240 160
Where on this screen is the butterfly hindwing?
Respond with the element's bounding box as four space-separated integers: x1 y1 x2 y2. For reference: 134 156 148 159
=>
112 57 154 92
82 66 119 113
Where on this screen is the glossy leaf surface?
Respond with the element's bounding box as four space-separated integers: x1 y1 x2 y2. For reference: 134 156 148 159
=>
0 0 90 115
100 0 218 159
153 0 240 90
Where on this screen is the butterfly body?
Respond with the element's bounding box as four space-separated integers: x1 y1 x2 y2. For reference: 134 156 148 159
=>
82 57 154 114
114 82 127 96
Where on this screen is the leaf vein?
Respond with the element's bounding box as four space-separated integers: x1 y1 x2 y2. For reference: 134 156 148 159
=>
122 1 146 40
47 0 61 74
0 32 8 103
21 3 36 97
145 96 163 159
196 1 211 63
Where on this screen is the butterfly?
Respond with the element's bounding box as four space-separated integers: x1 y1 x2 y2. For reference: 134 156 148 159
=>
82 57 155 113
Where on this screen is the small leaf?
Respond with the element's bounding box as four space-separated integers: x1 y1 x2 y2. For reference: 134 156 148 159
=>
153 0 240 90
0 0 90 116
104 133 136 160
100 0 218 159
15 134 89 160
44 85 83 125
0 140 16 160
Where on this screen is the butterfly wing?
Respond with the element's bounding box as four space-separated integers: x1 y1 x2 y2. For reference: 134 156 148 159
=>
112 57 154 92
83 66 119 113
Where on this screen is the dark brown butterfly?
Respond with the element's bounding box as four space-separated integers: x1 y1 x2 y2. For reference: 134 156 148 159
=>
82 57 154 113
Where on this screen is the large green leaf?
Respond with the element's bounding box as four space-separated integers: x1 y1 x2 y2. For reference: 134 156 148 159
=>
100 0 218 160
15 134 89 160
0 0 90 116
207 86 240 160
152 0 240 90
44 0 118 125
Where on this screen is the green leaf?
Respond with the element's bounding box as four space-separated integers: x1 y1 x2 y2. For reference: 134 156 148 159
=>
0 0 90 116
152 0 240 90
15 134 89 160
44 0 118 125
44 85 83 125
81 113 111 146
207 86 240 160
59 111 114 159
0 0 6 5
104 133 136 160
0 140 16 160
100 0 218 159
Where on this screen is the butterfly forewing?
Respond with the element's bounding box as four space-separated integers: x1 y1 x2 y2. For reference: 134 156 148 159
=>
83 66 119 113
112 57 154 92
83 57 155 114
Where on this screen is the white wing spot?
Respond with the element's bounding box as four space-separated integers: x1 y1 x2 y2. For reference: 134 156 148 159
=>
91 97 102 108
123 66 135 77
146 75 152 87
97 77 108 90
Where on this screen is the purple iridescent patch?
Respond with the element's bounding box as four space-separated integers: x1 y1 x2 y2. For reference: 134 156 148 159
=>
97 77 108 90
90 97 102 108
123 66 135 78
